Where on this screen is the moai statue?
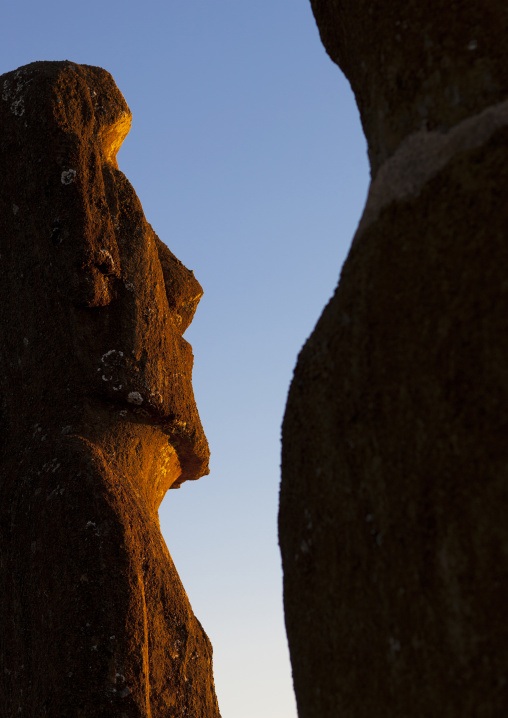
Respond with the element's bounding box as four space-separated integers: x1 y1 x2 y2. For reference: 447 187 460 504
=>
0 61 220 717
280 2 508 716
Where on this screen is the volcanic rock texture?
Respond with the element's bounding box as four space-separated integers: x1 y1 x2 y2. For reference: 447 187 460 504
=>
0 61 220 717
280 2 508 717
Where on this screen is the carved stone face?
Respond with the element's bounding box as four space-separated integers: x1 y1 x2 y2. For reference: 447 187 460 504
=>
76 161 210 486
0 64 220 718
0 61 209 485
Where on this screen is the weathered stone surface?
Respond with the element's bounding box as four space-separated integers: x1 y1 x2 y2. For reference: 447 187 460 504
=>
309 0 508 175
0 61 220 717
280 3 508 717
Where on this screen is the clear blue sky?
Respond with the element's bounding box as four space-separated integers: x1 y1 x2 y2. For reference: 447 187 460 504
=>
1 2 369 716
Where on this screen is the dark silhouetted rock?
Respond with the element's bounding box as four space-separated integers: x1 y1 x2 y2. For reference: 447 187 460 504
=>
0 61 220 717
280 3 508 717
309 0 508 175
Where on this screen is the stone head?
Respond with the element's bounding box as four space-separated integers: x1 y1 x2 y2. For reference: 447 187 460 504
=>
310 0 508 174
0 60 209 488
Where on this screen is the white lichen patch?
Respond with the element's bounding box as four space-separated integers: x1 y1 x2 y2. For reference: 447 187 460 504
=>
99 350 125 385
127 391 143 405
2 71 30 117
12 204 19 215
101 349 123 363
61 169 77 185
10 98 24 116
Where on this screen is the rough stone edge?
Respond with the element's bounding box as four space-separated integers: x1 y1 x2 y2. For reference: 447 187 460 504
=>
355 97 508 240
